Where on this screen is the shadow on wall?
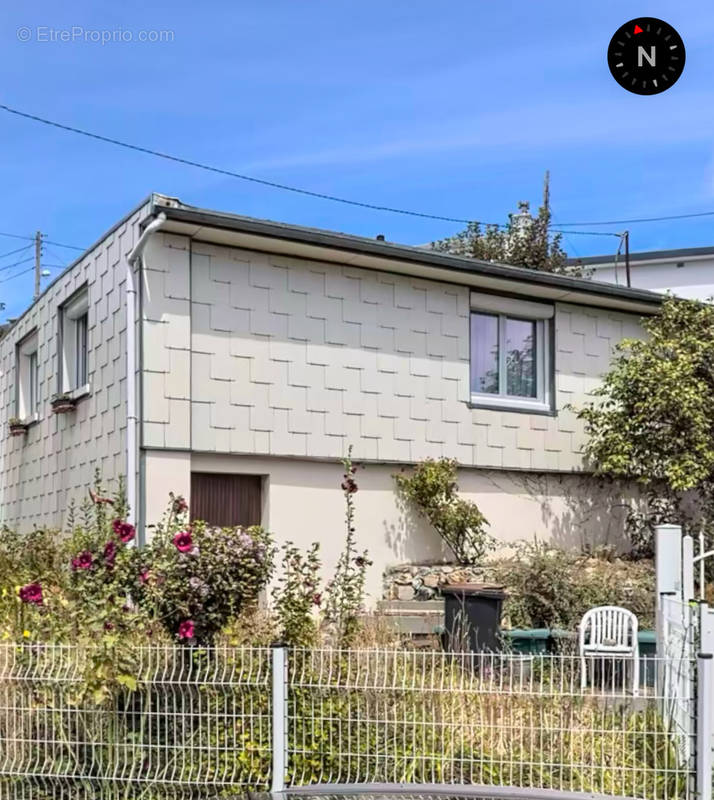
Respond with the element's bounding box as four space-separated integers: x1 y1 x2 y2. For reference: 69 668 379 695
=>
431 469 636 555
384 480 453 565
524 473 635 553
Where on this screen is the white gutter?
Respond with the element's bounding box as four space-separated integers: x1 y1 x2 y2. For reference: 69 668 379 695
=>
124 212 166 528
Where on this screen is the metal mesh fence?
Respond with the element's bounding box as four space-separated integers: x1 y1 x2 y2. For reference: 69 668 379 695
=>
0 644 272 799
659 596 698 765
0 642 698 799
287 648 695 799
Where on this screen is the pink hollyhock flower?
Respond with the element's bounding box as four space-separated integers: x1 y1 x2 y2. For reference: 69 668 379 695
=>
173 531 193 553
312 593 322 607
112 519 135 543
18 582 43 606
178 620 195 640
104 541 117 568
139 570 150 584
71 551 93 571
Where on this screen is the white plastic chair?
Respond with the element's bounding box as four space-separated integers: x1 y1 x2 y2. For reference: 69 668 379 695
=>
578 605 639 696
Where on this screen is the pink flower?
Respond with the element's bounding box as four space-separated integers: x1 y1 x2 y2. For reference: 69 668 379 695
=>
104 541 117 568
71 551 93 571
18 582 43 606
112 519 135 543
173 531 193 553
312 593 322 607
178 620 195 640
139 570 150 584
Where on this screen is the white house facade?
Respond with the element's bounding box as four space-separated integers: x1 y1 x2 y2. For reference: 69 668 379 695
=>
572 245 714 300
0 195 663 600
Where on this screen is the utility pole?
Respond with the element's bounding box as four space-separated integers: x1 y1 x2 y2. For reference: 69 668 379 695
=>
624 230 631 288
33 231 43 301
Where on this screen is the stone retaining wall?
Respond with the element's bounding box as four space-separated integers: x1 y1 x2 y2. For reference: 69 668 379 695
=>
383 563 498 601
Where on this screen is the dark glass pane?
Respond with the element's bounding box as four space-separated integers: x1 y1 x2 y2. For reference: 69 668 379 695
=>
506 317 536 397
470 313 499 394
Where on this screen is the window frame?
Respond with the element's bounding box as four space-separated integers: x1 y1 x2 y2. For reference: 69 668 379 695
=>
469 292 554 414
16 330 40 422
59 286 90 396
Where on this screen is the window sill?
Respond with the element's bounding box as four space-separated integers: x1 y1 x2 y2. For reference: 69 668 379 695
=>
66 384 91 402
468 395 555 416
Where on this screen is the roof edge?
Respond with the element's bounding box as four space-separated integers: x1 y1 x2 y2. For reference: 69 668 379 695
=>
152 198 663 311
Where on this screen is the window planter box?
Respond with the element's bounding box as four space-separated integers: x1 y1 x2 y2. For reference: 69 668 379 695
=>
8 419 29 437
51 395 77 414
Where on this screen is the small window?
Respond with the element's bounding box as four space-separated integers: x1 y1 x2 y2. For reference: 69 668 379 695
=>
469 293 553 412
16 332 40 420
60 287 89 393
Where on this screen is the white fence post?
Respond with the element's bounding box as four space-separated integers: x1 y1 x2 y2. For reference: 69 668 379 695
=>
656 524 683 600
271 644 288 793
683 534 695 602
697 651 713 800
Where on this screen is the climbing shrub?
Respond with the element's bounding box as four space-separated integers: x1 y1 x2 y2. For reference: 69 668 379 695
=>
395 458 493 565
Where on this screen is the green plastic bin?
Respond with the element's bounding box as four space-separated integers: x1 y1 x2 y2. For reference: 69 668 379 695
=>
502 628 550 654
638 630 656 687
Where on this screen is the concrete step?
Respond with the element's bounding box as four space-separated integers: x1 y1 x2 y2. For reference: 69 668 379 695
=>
375 599 445 635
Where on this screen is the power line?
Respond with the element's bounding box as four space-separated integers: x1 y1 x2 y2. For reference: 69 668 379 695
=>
0 255 34 274
44 238 85 251
0 103 479 225
0 266 34 284
0 244 33 260
556 210 714 227
0 229 85 251
0 103 624 238
1 101 710 236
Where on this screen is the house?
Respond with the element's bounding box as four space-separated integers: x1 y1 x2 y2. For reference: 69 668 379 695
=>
0 194 663 600
570 245 714 300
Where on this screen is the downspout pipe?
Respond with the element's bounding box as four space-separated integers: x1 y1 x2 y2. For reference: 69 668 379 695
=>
124 212 167 528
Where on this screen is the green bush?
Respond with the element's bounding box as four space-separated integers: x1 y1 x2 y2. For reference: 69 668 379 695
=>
493 541 655 630
395 458 493 565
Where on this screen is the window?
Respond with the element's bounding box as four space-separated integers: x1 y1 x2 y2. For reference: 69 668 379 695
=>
60 287 89 394
16 331 40 420
469 293 553 412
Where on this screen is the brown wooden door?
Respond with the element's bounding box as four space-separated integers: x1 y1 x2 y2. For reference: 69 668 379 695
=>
190 473 262 527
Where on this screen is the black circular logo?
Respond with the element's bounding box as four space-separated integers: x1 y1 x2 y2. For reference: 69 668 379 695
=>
608 18 685 95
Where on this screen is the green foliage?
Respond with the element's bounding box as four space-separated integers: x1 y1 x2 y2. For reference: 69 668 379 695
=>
431 174 583 277
578 296 714 554
494 541 654 630
322 447 371 646
395 458 493 565
271 541 322 646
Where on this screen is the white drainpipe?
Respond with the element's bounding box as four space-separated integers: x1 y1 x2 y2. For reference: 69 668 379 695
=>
125 212 166 528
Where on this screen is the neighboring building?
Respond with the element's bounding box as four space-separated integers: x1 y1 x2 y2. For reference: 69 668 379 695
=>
570 246 714 300
0 194 663 600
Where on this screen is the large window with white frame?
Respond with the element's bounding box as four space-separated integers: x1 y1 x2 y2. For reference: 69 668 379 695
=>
469 292 553 412
59 287 89 394
16 331 40 420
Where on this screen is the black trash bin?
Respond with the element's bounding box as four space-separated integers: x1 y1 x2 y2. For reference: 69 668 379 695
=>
441 583 506 652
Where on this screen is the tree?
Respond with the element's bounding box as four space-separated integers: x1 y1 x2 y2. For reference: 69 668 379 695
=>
431 172 585 277
577 296 714 554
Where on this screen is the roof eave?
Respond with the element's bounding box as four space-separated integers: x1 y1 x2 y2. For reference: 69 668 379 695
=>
151 201 663 315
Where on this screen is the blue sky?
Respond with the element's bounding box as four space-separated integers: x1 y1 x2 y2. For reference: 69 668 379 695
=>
1 0 713 316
